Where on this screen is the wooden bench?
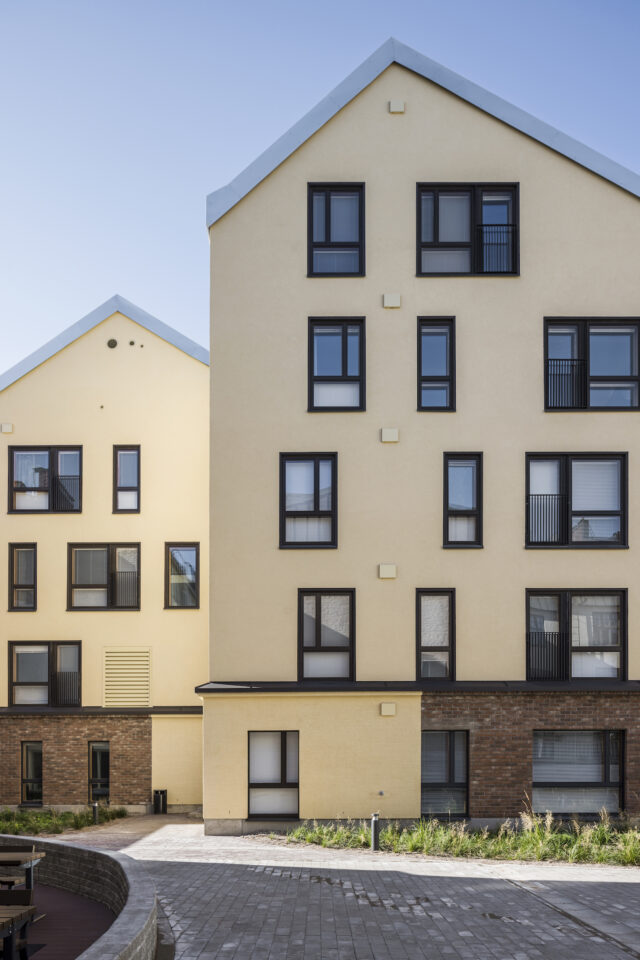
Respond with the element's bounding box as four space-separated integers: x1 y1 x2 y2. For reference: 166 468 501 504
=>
0 902 35 960
0 847 33 891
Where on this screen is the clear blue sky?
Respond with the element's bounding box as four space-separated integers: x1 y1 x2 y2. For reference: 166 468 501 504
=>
1 0 638 370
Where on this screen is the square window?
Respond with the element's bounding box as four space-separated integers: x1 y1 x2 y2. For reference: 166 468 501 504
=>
309 319 365 411
10 446 82 512
68 544 140 610
417 184 517 276
11 642 80 707
532 730 622 814
308 185 364 276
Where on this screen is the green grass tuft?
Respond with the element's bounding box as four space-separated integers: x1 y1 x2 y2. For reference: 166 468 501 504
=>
0 806 127 836
287 809 640 866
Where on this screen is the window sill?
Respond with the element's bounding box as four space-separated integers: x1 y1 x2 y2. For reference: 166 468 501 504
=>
442 543 483 549
416 272 519 278
525 543 628 549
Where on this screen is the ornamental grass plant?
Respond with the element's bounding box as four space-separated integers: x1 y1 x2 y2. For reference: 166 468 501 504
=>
0 806 127 836
287 809 640 866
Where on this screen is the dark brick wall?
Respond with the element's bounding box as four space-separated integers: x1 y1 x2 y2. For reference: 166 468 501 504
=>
422 691 640 817
0 713 151 805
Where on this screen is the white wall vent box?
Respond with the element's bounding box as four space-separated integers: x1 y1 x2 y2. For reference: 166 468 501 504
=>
1 423 13 433
380 428 399 443
378 563 397 579
380 702 397 716
388 100 405 114
382 293 401 308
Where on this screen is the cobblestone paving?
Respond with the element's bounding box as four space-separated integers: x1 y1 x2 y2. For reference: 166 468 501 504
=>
59 817 640 959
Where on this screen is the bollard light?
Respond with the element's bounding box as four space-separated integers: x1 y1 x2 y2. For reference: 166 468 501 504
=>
92 801 99 825
371 812 380 851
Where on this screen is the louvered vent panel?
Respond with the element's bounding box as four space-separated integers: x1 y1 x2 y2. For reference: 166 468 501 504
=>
104 648 151 707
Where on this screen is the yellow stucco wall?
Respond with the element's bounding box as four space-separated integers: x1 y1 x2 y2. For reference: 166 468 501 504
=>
152 714 203 804
0 311 209 709
209 63 640 687
202 692 422 821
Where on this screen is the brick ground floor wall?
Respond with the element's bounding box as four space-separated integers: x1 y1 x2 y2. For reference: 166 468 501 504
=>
422 691 640 818
0 713 151 805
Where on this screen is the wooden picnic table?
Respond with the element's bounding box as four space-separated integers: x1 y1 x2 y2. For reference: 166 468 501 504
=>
0 853 45 892
0 903 36 960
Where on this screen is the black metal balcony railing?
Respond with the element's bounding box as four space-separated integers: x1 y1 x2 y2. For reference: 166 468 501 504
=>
113 570 139 608
527 494 568 545
526 631 570 681
51 670 80 706
477 224 516 273
52 475 81 511
546 359 587 409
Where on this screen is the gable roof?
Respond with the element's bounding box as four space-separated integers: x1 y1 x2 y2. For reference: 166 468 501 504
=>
206 37 640 227
0 294 209 393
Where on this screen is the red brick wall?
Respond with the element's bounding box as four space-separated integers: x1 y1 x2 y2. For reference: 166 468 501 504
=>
0 714 151 805
422 691 640 817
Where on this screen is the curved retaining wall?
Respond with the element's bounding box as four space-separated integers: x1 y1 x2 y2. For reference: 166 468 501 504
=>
0 834 157 960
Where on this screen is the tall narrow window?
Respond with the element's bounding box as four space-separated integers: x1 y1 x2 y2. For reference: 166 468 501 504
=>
421 731 467 816
299 590 354 680
417 590 454 679
545 319 640 410
9 446 81 512
21 741 43 805
443 454 482 547
417 184 517 275
418 319 455 410
532 731 622 814
308 319 365 410
308 184 364 276
526 454 626 547
526 590 625 681
113 446 140 512
9 544 37 610
89 742 110 802
68 544 140 610
248 731 299 817
280 454 337 547
165 543 199 608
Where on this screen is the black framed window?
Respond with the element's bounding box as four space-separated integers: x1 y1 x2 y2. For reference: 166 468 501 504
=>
21 741 43 806
417 590 455 679
248 731 299 818
308 184 364 276
526 454 627 547
165 543 199 608
418 318 455 410
113 446 140 512
280 453 337 548
417 184 518 275
9 543 37 611
546 319 640 410
89 741 110 802
9 446 81 512
526 590 626 681
421 731 467 816
308 319 365 411
68 544 140 610
299 589 354 680
532 730 622 814
10 641 81 706
443 454 482 547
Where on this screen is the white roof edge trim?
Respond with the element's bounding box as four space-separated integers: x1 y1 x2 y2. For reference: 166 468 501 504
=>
206 36 640 227
0 294 209 393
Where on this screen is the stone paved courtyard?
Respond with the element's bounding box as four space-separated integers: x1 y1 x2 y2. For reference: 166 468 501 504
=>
60 816 640 959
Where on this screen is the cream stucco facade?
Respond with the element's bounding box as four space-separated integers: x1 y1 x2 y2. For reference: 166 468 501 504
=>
0 303 208 809
203 52 640 829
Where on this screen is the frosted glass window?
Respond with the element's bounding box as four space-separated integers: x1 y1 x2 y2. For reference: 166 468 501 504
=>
532 787 619 814
420 595 449 646
571 461 620 511
72 588 108 607
439 193 470 241
286 518 332 542
448 516 476 541
320 595 349 646
14 491 48 510
313 249 359 273
314 383 360 407
572 651 619 677
249 788 299 816
118 491 138 510
303 651 350 677
421 249 471 273
249 731 299 817
14 685 48 705
529 460 559 495
249 732 281 783
571 595 620 647
282 455 336 546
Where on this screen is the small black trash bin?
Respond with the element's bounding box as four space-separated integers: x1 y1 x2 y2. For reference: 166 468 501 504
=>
153 789 168 814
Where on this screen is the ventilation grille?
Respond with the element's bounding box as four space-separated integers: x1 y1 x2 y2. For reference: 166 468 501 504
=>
104 648 151 707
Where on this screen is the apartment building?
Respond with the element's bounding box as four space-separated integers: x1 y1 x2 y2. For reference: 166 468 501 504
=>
200 39 640 833
0 296 208 810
